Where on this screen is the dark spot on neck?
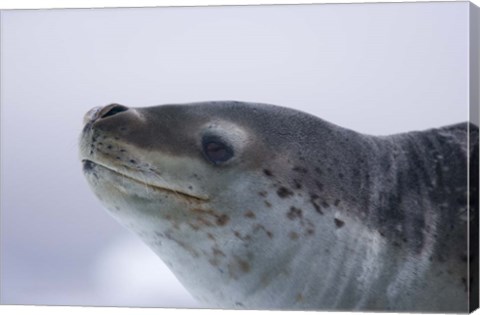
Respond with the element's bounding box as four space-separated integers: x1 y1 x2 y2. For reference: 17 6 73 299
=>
244 210 256 219
263 169 274 177
334 218 345 228
306 227 315 236
277 187 294 198
238 258 250 273
216 214 230 226
287 206 303 220
233 230 251 242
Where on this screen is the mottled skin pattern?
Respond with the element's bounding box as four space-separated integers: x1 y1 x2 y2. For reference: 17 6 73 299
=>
79 101 478 312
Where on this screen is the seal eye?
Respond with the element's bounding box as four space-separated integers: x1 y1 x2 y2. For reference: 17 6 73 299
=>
202 136 234 165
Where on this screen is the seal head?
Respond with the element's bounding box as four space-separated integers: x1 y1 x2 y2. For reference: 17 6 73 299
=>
80 101 476 312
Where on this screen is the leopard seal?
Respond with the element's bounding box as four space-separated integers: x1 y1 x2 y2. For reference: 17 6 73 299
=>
79 101 478 312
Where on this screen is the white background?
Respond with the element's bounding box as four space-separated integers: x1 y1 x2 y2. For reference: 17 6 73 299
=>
0 0 476 315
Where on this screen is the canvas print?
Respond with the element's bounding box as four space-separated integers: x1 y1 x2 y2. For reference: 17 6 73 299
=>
1 1 479 313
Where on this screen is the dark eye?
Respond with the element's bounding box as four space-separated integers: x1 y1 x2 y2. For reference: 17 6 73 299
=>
202 136 234 165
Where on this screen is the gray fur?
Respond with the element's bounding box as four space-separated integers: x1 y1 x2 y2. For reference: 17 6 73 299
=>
79 101 477 312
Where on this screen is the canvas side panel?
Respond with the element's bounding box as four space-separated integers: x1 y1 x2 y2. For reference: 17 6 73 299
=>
469 2 479 313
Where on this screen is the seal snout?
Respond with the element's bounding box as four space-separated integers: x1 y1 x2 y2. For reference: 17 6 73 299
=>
83 103 130 125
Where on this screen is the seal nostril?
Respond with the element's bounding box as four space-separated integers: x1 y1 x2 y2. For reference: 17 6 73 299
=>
82 160 95 172
100 104 129 119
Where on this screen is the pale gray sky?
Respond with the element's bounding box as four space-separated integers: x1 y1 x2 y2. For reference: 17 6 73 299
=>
0 1 470 307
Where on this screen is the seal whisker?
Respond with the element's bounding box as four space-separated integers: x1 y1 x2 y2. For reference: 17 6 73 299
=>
135 167 153 196
149 168 185 201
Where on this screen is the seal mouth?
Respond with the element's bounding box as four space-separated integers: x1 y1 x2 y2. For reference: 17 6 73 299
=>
81 159 209 202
